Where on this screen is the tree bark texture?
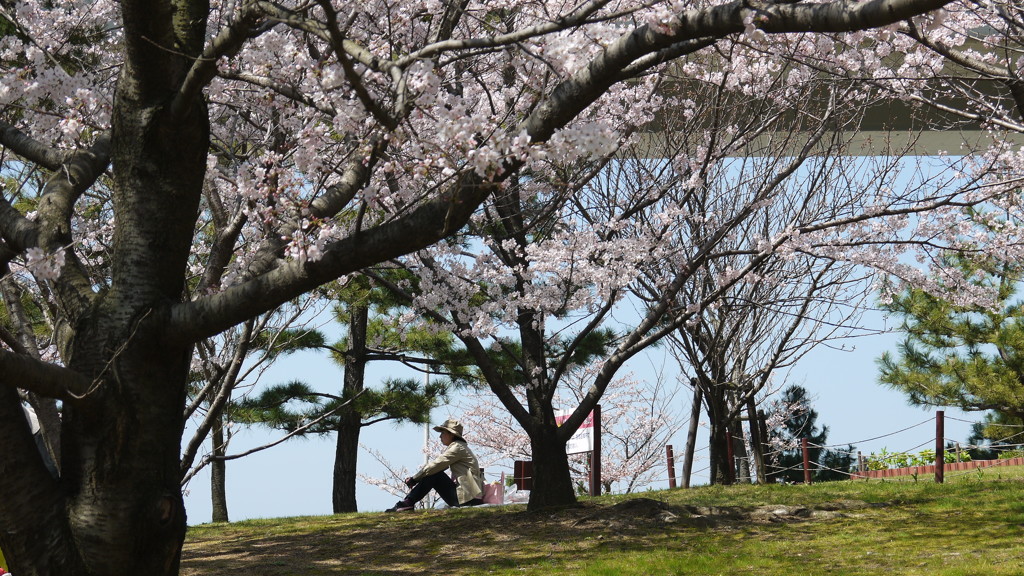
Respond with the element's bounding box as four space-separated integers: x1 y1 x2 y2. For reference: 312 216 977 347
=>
704 385 733 486
682 385 703 489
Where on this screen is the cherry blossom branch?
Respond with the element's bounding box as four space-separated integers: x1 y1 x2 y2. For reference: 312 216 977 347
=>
173 1 268 120
170 170 496 342
216 70 337 116
394 0 616 67
254 1 397 74
523 0 954 143
315 0 398 130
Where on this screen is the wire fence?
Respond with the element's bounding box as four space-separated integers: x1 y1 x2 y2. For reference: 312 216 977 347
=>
635 411 1023 492
732 411 1024 485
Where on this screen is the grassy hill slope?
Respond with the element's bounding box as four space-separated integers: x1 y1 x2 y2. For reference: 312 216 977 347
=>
182 467 1024 575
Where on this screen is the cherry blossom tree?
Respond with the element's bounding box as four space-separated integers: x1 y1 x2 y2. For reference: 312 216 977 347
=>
651 182 877 484
0 0 980 573
452 369 683 494
378 34 1004 509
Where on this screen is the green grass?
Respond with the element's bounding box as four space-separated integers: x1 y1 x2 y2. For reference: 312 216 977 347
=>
182 467 1024 575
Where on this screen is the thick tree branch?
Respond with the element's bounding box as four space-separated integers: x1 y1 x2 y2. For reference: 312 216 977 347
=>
35 133 112 314
525 0 953 142
0 120 69 170
228 133 385 285
170 171 495 341
0 348 93 400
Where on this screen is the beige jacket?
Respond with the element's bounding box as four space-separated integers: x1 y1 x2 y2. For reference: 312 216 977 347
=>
412 439 484 504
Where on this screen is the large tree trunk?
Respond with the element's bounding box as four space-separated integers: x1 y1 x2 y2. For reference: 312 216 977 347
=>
526 424 577 510
333 304 368 513
332 411 362 513
62 327 194 575
0 14 210 570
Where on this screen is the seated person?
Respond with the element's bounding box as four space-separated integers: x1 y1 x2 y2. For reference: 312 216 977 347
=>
386 418 484 511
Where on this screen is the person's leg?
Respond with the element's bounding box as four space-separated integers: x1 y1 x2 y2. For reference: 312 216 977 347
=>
388 472 459 511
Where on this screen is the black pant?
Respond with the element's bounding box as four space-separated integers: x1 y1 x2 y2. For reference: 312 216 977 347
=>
404 471 460 507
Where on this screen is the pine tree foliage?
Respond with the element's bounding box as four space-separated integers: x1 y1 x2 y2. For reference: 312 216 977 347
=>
766 385 854 483
232 377 446 433
236 272 460 434
879 255 1024 421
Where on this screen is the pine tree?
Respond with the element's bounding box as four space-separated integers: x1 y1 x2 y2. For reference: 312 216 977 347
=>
879 255 1024 437
766 385 854 483
232 271 462 512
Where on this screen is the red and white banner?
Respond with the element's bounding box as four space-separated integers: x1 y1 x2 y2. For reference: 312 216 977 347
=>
555 409 594 455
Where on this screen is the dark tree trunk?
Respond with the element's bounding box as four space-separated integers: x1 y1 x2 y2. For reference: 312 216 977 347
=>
332 411 362 513
333 304 368 513
526 424 577 510
705 387 733 485
0 13 210 569
60 319 194 575
747 396 766 484
211 412 229 523
682 385 703 489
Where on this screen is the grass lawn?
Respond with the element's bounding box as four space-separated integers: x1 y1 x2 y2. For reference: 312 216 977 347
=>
182 466 1024 575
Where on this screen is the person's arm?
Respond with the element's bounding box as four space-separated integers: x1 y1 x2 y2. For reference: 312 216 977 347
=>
411 443 465 481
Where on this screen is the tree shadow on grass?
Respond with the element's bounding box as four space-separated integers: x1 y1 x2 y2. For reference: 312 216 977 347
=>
180 498 868 576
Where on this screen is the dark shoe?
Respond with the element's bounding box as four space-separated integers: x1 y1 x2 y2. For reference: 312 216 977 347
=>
460 498 485 507
385 500 414 512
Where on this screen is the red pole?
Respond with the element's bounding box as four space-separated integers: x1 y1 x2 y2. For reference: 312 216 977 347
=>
802 438 812 484
936 410 945 484
666 445 677 489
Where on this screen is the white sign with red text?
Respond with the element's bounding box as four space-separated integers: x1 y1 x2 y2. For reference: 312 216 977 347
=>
555 409 594 455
